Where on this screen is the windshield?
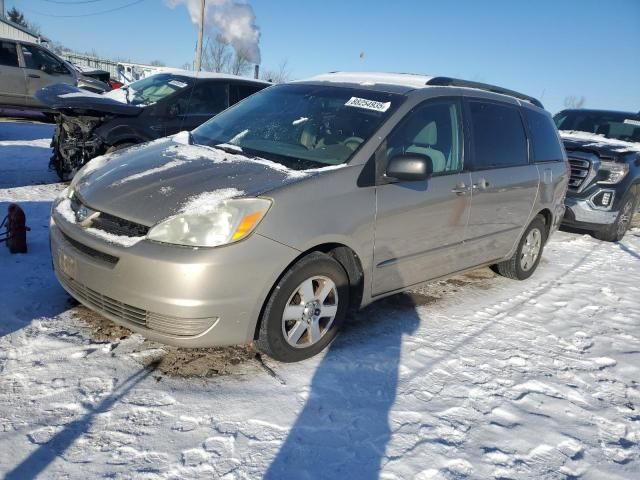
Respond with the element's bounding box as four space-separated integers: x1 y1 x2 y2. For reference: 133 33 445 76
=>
191 84 403 167
554 110 640 143
103 73 194 106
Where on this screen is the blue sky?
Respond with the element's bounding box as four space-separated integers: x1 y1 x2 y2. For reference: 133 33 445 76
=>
9 0 640 114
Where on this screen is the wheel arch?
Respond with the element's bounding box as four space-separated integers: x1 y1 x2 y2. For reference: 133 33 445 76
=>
252 242 365 340
536 208 553 241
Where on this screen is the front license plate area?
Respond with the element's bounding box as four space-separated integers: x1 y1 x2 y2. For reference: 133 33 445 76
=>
58 249 77 279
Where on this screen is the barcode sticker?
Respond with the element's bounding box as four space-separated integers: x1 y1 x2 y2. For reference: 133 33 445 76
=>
345 97 391 112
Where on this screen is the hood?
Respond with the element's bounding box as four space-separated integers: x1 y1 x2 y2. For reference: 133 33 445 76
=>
35 83 142 116
560 130 640 160
73 136 343 226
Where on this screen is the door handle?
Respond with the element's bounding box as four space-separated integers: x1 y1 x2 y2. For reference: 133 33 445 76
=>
473 178 490 190
28 74 41 78
451 184 470 195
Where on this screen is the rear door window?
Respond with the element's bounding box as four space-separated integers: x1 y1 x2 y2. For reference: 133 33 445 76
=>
230 83 264 105
523 109 564 162
0 41 19 67
468 100 529 169
185 81 229 115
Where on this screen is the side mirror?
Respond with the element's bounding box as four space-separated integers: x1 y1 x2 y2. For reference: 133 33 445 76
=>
385 154 432 181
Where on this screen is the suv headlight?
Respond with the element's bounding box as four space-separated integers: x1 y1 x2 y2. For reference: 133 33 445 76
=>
599 161 629 184
147 198 272 247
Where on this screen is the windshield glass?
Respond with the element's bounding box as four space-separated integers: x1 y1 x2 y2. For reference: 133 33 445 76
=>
554 110 640 143
191 84 403 167
103 73 194 106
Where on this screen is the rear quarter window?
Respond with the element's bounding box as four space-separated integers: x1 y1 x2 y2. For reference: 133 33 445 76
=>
468 100 529 169
524 109 564 162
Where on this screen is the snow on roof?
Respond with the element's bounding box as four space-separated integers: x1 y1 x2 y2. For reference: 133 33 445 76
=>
151 69 270 84
305 72 435 89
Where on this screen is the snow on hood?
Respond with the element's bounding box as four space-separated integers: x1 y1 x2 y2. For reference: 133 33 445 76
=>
72 136 348 227
179 188 244 215
559 130 640 153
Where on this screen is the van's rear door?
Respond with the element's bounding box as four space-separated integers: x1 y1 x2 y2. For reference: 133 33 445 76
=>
462 99 539 265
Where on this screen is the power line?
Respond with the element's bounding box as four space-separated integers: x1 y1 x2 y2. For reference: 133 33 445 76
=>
42 0 109 4
24 0 145 18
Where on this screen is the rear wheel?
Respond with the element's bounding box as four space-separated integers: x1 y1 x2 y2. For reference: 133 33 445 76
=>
256 252 349 362
493 215 547 280
594 194 637 242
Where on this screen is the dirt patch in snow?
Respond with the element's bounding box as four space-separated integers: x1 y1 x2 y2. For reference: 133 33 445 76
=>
71 306 133 342
136 345 257 377
71 305 257 377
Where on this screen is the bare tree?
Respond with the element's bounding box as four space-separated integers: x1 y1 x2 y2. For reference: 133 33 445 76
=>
230 48 252 76
260 59 292 84
203 35 232 73
150 60 166 67
564 95 586 109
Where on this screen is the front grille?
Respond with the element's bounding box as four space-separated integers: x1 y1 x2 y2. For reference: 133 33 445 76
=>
70 196 149 237
59 273 217 337
90 212 149 237
568 157 592 190
62 231 119 266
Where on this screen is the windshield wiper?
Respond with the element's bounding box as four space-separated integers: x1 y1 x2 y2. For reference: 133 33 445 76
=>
211 143 244 154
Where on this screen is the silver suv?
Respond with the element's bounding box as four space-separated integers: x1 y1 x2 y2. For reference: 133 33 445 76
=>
50 72 569 362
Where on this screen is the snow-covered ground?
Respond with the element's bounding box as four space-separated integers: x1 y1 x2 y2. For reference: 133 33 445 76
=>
1 120 639 479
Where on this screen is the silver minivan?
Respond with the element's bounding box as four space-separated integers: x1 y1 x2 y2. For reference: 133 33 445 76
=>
0 37 107 111
50 72 568 362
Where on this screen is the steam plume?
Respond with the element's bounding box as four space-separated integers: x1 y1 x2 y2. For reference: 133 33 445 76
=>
167 0 261 64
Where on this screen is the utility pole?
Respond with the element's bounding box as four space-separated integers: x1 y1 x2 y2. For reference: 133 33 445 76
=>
195 0 205 71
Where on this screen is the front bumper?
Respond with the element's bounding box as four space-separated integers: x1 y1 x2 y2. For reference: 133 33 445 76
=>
50 212 300 347
562 195 618 229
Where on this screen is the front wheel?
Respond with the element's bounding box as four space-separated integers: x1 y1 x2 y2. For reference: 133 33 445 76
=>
493 215 547 280
256 252 349 362
594 194 637 242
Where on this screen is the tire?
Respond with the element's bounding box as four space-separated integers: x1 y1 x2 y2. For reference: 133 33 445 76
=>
106 142 136 154
493 215 547 280
256 252 349 362
593 193 638 242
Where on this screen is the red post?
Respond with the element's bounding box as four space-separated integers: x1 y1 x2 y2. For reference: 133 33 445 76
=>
5 204 29 254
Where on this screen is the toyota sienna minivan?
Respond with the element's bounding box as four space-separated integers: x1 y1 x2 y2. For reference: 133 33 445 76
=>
50 72 568 362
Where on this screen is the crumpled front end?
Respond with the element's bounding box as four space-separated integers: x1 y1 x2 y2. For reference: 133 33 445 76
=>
51 113 109 181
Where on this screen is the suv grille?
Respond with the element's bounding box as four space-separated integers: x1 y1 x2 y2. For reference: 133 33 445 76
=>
568 157 591 190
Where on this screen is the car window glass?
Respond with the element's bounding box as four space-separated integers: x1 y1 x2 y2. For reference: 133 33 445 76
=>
0 41 19 67
523 109 563 162
230 84 263 104
183 82 229 115
20 45 64 72
386 100 462 175
469 101 528 169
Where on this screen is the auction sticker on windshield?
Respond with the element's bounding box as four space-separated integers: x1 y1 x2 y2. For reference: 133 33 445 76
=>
345 97 391 113
169 80 188 88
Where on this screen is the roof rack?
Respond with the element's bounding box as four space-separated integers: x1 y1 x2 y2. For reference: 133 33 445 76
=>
426 77 544 109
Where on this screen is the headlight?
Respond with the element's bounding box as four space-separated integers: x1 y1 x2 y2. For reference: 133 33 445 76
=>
599 161 629 184
147 198 272 247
